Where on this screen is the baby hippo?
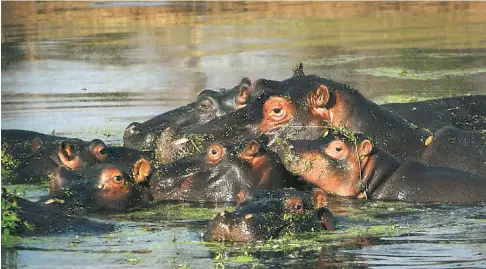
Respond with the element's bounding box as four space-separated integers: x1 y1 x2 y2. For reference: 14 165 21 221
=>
270 128 486 203
133 139 304 203
203 188 336 242
47 163 152 213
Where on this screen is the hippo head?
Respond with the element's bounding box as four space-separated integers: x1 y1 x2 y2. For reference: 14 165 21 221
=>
271 128 376 197
203 188 336 242
49 163 152 213
55 139 109 170
173 75 333 158
123 78 252 152
137 139 289 203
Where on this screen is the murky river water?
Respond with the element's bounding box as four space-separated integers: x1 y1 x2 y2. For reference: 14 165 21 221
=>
1 1 486 268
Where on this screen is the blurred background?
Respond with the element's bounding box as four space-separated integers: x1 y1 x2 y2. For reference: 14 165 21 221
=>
2 1 486 144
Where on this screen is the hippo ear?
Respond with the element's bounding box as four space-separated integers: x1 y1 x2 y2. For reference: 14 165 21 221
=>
89 139 107 161
236 84 250 105
31 137 44 153
313 85 330 108
132 158 152 184
358 139 373 157
57 142 81 169
312 188 328 209
292 63 305 77
240 77 252 87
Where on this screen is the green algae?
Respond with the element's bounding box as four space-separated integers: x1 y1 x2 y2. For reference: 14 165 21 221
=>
112 203 234 221
1 145 19 171
1 189 35 237
356 67 486 80
373 93 473 104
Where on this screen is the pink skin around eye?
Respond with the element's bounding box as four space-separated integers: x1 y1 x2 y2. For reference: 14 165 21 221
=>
324 140 349 160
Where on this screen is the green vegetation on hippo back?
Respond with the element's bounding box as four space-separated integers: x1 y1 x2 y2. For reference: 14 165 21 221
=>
203 189 335 242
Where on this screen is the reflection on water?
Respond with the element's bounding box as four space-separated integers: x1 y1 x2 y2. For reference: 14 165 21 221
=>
2 1 486 268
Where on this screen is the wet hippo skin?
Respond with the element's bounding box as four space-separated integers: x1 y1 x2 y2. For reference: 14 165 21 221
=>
135 139 304 203
9 137 153 185
273 128 486 203
203 188 335 242
1 129 83 170
48 163 152 213
123 78 252 151
382 95 486 132
179 75 433 161
297 63 486 132
420 126 486 177
1 188 115 235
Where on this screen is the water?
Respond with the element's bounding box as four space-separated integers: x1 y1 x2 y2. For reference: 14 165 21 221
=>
1 1 486 268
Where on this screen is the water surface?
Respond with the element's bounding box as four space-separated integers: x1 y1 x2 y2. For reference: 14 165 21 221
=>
2 1 486 268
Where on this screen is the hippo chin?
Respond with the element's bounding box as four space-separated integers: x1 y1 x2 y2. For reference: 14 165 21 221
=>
203 188 336 242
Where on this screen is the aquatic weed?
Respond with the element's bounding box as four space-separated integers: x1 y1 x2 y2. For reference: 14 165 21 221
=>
1 189 35 237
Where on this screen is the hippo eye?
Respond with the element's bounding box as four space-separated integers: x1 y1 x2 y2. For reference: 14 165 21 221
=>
335 147 342 152
113 175 124 184
294 204 303 211
272 108 282 114
207 144 225 165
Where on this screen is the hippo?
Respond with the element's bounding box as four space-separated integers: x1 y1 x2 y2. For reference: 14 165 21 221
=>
271 128 486 203
154 67 486 163
382 95 486 132
168 74 432 162
203 188 335 242
295 63 486 131
420 126 486 177
47 163 152 213
1 188 115 235
1 129 82 171
123 78 252 151
134 139 304 203
9 137 153 185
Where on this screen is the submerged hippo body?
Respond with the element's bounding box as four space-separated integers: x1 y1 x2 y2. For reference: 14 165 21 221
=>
420 126 486 177
1 189 115 235
203 188 335 242
273 129 486 203
123 78 252 151
137 139 304 203
48 163 152 213
383 95 486 132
